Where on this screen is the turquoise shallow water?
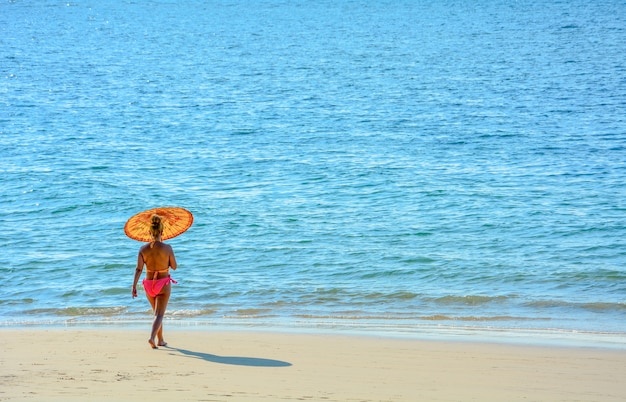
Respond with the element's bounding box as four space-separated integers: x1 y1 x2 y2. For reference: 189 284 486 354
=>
1 0 626 341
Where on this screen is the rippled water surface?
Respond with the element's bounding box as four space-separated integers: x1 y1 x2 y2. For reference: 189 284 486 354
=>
1 0 625 339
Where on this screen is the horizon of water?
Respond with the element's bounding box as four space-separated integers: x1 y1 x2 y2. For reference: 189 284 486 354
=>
1 0 625 346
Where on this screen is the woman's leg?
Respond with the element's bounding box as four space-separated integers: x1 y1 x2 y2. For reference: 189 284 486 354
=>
148 283 171 349
145 293 157 347
146 294 156 311
146 298 164 343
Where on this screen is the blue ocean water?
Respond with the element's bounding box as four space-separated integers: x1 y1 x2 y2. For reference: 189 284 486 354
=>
1 0 625 342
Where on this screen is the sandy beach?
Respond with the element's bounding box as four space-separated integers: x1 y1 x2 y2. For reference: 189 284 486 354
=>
1 328 625 401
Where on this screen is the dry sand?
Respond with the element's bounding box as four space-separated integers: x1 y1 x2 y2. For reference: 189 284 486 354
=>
1 327 625 401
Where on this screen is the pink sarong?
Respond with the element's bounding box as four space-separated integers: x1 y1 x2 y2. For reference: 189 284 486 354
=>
142 276 177 297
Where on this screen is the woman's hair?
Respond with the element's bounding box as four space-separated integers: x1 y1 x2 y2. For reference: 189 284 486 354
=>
149 214 164 240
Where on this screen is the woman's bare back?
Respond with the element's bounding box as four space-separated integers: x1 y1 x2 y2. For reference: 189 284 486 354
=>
139 241 177 279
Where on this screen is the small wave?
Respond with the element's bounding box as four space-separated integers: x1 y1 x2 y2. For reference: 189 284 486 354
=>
168 309 217 317
295 314 416 320
403 256 435 263
296 289 421 304
293 314 545 322
431 295 512 306
51 205 80 214
581 302 626 312
419 315 548 322
233 308 274 316
100 288 129 296
525 300 626 312
0 298 35 305
103 263 127 270
363 291 418 300
571 269 626 282
62 290 81 298
25 306 128 316
361 269 421 279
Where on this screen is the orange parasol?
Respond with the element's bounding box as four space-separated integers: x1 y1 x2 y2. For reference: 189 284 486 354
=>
124 207 193 242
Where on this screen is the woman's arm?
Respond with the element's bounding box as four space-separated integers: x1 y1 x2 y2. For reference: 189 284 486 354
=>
132 251 145 298
169 245 177 270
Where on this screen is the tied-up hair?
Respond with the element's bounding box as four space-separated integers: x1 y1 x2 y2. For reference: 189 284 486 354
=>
149 214 164 244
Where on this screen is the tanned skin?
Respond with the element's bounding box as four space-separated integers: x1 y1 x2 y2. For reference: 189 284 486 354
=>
132 231 177 349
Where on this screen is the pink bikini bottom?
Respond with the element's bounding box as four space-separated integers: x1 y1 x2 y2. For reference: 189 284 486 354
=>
142 276 177 298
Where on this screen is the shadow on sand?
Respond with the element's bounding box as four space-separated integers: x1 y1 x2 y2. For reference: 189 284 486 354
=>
166 347 292 367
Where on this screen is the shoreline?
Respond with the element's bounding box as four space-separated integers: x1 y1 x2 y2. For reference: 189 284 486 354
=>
2 319 625 350
2 327 626 401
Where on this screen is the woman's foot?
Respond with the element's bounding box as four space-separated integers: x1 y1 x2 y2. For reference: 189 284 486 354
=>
148 339 158 349
158 340 167 347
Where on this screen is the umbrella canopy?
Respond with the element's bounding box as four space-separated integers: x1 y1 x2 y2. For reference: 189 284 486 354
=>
124 207 193 242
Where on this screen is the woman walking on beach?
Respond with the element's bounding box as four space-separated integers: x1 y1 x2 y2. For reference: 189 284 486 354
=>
131 214 177 349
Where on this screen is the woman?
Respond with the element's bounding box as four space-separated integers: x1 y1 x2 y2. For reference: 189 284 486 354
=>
132 214 177 349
